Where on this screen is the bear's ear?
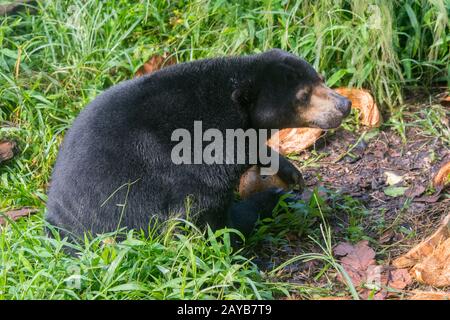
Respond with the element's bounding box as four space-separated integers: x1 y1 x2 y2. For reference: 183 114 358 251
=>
268 61 299 84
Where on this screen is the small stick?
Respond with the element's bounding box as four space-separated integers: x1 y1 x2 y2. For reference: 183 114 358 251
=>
333 131 367 163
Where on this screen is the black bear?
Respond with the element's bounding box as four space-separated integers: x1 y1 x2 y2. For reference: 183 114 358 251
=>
45 49 351 241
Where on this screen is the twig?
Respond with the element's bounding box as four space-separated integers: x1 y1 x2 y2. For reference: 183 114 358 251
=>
333 131 367 163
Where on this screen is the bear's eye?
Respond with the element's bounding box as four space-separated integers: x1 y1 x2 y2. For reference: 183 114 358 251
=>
295 87 312 105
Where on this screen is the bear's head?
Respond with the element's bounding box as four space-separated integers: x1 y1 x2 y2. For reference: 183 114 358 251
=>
238 49 351 130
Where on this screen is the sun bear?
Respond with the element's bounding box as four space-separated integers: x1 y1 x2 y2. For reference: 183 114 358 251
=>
45 49 351 241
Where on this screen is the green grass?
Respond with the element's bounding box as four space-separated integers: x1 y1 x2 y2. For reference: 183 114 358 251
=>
1 215 277 299
0 0 449 300
1 189 363 300
412 103 450 145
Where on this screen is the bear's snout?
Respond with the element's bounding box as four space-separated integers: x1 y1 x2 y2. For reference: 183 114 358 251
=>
299 84 352 129
334 94 352 117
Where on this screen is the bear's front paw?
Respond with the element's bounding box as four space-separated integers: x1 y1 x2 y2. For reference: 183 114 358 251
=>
277 159 305 192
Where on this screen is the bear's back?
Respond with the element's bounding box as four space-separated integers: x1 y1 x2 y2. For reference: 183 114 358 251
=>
45 58 250 238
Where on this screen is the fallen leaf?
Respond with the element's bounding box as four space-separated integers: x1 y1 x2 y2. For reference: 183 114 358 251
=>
433 161 450 188
383 186 407 197
0 207 39 225
135 53 176 77
333 242 356 256
334 242 415 299
384 171 404 186
0 140 16 163
409 291 450 300
238 165 288 199
365 265 388 291
334 88 382 127
333 240 376 287
388 268 412 290
267 127 323 155
404 185 426 198
414 186 443 203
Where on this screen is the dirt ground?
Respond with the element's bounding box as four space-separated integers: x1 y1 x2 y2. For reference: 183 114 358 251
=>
303 119 449 251
252 98 449 297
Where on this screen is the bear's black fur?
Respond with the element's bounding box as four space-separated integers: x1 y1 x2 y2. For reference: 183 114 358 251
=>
46 49 350 241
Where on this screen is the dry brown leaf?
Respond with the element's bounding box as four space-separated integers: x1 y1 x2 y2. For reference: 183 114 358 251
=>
433 161 450 188
334 87 382 127
238 165 288 199
0 140 16 163
333 242 356 256
267 128 323 155
0 207 39 225
333 240 376 287
404 185 426 198
409 291 450 300
393 213 450 268
135 53 176 77
333 242 416 299
414 186 443 203
388 268 412 290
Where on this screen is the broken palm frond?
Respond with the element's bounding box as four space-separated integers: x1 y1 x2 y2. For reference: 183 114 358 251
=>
267 128 323 156
335 88 382 128
408 291 450 300
433 161 450 189
393 213 450 287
